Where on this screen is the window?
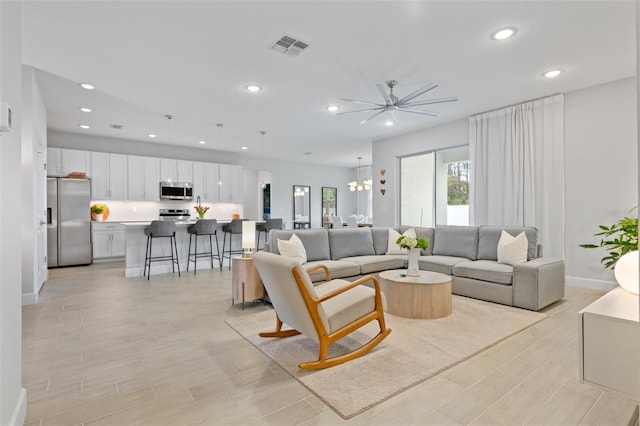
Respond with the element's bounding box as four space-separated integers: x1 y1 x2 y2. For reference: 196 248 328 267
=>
400 146 469 227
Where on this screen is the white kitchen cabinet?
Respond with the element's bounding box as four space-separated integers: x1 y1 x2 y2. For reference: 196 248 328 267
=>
218 164 243 202
579 286 639 400
47 148 91 177
192 161 219 202
127 155 160 200
92 222 125 261
91 152 127 200
160 159 192 183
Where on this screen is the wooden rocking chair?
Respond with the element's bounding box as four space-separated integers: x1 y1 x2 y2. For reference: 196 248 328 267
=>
252 251 391 370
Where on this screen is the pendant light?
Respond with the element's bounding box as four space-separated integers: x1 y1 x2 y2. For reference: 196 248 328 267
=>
348 157 372 192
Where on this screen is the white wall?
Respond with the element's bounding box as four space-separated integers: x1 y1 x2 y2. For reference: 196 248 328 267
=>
0 2 27 425
372 77 637 289
48 131 357 229
21 66 47 304
564 77 637 289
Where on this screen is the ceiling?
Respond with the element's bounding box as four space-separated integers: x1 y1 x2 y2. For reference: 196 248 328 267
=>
20 1 636 168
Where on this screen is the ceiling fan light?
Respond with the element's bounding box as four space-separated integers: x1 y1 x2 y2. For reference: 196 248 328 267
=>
245 84 262 93
492 28 516 40
327 105 339 112
384 121 394 127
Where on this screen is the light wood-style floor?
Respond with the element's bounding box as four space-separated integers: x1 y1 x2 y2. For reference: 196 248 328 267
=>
23 262 638 426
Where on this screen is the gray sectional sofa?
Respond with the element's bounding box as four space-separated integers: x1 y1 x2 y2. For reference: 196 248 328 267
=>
267 225 565 311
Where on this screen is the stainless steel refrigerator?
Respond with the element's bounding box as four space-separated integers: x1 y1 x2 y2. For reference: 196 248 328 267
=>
47 177 92 267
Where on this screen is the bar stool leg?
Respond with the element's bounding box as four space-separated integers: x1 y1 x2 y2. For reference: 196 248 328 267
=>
147 236 153 280
144 235 150 277
173 234 181 277
214 231 222 270
187 233 193 272
193 234 198 275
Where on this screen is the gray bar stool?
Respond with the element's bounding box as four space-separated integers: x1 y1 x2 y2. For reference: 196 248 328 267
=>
187 219 221 274
221 218 246 270
256 218 283 251
143 220 180 280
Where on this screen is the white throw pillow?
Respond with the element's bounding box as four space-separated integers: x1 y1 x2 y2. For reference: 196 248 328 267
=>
277 233 307 264
497 230 528 266
386 228 417 255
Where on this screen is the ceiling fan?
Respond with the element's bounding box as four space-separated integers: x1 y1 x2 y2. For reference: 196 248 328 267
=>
337 80 458 124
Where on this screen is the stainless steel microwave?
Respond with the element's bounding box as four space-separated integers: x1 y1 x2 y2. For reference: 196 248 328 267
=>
159 182 193 200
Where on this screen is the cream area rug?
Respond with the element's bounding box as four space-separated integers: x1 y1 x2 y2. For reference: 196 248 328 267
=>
226 296 547 419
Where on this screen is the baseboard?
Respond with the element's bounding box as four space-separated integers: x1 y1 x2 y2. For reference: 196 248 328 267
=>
22 292 38 305
7 387 26 426
566 276 617 292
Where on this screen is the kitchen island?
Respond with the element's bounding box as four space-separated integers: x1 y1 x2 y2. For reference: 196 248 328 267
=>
122 220 234 277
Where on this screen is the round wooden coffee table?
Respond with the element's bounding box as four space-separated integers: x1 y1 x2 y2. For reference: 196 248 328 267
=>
378 269 452 319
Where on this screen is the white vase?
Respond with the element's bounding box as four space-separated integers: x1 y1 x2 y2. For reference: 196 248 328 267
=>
406 247 421 277
95 213 103 222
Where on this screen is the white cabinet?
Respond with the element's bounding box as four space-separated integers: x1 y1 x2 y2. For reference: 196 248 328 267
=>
218 164 243 202
160 159 192 183
91 152 127 200
192 161 219 202
579 286 639 399
92 222 125 261
127 155 160 200
47 148 91 177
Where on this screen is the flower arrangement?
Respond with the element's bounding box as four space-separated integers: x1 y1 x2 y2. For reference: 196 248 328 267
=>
90 203 107 214
194 204 209 219
396 235 429 250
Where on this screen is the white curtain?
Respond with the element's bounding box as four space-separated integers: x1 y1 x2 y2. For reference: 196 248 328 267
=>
469 94 565 258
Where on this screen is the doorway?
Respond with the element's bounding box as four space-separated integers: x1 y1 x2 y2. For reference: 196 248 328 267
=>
262 183 271 219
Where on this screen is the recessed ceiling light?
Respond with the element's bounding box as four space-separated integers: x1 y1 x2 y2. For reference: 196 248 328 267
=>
327 105 339 112
384 120 395 127
79 107 92 113
492 28 516 40
80 83 95 90
79 124 90 129
198 140 206 145
241 146 248 150
148 134 157 138
245 84 261 93
543 69 563 78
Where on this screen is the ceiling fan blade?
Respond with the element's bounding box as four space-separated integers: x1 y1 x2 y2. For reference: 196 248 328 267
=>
338 97 384 107
359 109 387 124
397 107 440 117
376 83 392 105
403 96 458 107
336 107 384 116
396 83 438 105
390 110 401 125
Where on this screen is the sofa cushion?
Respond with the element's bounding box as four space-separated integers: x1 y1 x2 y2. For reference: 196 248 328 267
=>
304 260 360 283
477 226 539 261
419 255 471 275
497 231 528 266
399 226 434 255
328 228 375 260
370 227 392 255
340 255 407 275
452 260 514 285
432 226 479 260
269 229 330 262
277 233 307 264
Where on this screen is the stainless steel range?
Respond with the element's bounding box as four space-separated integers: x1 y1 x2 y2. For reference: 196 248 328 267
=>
159 208 191 220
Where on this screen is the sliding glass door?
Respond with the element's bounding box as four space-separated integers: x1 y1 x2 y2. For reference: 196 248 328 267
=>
400 146 469 227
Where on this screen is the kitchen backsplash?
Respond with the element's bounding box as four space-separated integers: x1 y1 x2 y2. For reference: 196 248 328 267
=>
90 200 243 222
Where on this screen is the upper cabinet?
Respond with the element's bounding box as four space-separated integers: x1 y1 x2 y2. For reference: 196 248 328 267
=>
218 164 243 203
47 148 91 177
91 152 127 200
160 159 192 183
127 156 160 201
193 161 219 202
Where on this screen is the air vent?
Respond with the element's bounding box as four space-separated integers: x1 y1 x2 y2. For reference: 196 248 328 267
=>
270 34 310 57
110 124 123 130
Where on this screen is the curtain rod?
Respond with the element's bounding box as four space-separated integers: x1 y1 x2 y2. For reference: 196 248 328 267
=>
469 93 563 118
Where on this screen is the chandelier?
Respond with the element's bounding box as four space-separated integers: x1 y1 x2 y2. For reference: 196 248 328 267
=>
348 157 372 192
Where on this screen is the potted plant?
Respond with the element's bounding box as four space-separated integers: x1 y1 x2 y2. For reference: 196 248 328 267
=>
396 235 429 277
194 204 209 219
580 207 638 268
90 203 107 221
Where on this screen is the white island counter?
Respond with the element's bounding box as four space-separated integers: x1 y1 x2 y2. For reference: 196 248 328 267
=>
122 220 234 277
